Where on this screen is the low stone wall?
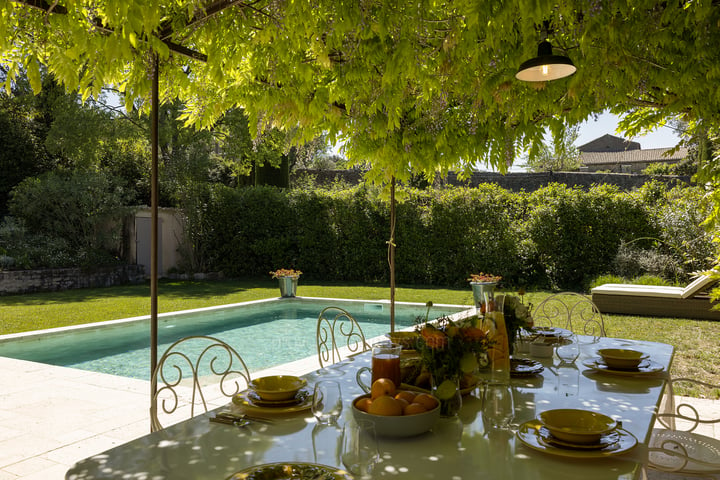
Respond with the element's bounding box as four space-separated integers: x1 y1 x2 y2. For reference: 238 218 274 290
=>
294 169 692 192
0 265 145 295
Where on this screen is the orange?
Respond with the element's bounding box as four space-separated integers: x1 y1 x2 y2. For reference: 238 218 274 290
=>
395 390 416 404
355 397 372 413
368 395 403 416
371 378 396 400
414 393 439 411
395 397 410 410
403 402 428 415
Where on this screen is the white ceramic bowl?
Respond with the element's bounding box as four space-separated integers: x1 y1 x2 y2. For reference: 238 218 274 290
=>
530 339 555 358
539 408 617 444
249 375 307 401
598 348 648 370
351 394 441 437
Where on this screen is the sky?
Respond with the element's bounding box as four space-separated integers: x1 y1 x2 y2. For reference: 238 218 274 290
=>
575 111 682 150
501 111 683 172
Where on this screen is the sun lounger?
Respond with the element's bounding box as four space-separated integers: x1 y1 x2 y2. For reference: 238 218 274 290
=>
590 274 720 320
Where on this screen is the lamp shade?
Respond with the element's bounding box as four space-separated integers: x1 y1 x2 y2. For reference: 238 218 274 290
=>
515 40 576 82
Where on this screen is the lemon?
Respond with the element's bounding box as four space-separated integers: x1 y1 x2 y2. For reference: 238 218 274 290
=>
460 352 478 373
435 379 457 400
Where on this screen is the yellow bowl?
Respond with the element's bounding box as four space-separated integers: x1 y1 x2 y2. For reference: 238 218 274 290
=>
539 409 617 444
351 394 440 437
250 375 307 401
598 348 648 370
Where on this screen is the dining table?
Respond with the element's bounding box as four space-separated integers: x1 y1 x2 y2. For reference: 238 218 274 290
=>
65 333 674 480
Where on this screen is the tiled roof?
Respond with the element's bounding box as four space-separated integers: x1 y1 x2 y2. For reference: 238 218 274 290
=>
580 147 688 166
579 134 641 152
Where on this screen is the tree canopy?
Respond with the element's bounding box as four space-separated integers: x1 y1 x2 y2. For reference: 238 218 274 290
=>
2 0 719 184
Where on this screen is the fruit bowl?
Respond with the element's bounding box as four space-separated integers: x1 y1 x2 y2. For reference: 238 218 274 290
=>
249 375 307 401
539 409 617 444
597 348 648 370
386 331 421 350
351 393 441 437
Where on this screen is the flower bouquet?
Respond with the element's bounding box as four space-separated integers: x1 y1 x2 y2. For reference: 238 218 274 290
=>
414 309 490 415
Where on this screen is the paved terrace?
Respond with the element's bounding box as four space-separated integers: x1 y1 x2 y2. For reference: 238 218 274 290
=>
1 353 719 480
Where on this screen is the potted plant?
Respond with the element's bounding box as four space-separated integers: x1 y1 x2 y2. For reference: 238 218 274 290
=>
270 269 302 297
467 273 502 311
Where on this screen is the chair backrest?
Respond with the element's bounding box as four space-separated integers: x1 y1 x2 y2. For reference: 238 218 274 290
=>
531 292 607 337
648 377 720 475
150 335 251 431
316 307 370 368
656 377 720 433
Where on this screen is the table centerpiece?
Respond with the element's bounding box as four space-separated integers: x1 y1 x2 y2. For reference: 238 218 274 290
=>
414 303 491 416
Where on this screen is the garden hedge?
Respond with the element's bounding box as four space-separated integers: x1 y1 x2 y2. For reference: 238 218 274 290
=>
192 181 715 290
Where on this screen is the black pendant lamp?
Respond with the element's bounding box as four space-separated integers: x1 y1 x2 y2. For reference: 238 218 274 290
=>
516 38 576 82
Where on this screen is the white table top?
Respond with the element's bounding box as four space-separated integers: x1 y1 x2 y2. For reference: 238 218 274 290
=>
65 335 673 480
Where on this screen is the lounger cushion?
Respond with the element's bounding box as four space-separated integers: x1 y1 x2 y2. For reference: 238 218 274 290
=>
681 275 717 299
590 284 684 299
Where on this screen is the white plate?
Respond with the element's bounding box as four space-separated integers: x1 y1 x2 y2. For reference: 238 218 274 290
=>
582 357 665 376
517 420 637 458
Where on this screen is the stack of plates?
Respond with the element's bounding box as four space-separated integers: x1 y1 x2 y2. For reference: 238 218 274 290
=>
232 384 313 414
583 349 664 375
517 409 637 458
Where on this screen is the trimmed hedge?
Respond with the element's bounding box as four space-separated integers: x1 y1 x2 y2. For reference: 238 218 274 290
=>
193 181 714 290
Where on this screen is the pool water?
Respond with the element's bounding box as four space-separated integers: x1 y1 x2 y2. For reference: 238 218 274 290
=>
0 297 467 380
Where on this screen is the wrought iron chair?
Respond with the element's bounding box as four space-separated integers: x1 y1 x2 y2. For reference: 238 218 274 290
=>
646 377 720 478
150 335 251 431
531 292 607 337
316 307 370 368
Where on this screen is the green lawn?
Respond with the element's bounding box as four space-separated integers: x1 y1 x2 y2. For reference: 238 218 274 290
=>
1 279 719 398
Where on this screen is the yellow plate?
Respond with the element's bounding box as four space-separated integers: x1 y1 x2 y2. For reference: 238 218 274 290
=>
227 462 352 480
232 387 312 414
517 420 637 458
582 358 665 376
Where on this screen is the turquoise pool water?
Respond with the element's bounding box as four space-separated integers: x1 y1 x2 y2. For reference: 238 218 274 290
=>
0 297 467 380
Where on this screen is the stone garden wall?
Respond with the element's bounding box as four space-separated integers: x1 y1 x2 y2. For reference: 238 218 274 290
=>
295 169 692 191
0 265 145 295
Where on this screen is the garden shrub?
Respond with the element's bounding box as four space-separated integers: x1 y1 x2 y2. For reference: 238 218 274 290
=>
524 183 657 290
588 274 625 290
423 185 524 287
4 170 130 268
180 179 713 292
653 186 716 279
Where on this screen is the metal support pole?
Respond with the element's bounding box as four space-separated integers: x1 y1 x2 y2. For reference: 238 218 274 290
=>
389 177 396 333
149 54 159 431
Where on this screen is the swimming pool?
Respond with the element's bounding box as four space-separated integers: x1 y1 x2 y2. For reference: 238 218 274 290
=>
0 297 468 380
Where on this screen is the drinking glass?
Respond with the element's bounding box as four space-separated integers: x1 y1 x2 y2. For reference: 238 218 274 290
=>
556 332 580 364
312 380 343 424
312 423 343 466
342 419 379 479
482 382 515 431
557 364 580 398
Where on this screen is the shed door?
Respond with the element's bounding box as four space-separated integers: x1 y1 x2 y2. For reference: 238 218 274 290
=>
135 217 162 275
